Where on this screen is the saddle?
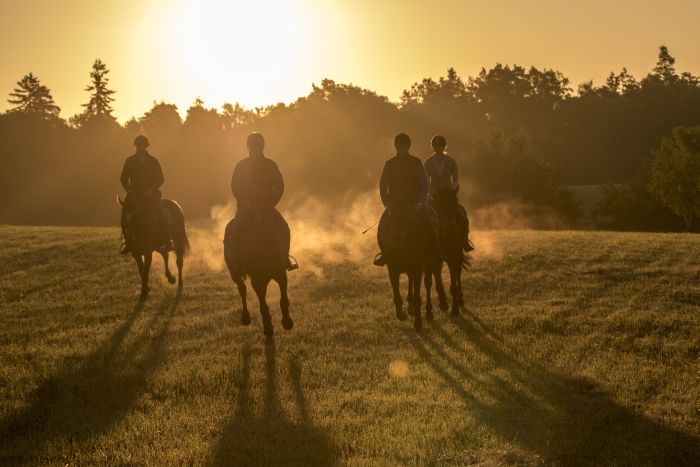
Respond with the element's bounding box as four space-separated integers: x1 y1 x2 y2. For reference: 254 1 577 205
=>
224 208 297 272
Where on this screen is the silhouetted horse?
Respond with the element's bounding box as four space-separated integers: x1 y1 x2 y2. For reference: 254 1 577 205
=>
426 189 470 316
118 197 189 299
224 210 293 337
379 201 435 331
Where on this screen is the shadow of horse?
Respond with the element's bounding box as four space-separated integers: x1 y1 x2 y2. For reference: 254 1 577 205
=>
209 340 338 466
0 291 180 465
405 316 700 464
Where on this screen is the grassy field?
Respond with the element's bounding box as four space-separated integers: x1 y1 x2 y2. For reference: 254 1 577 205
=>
0 225 698 465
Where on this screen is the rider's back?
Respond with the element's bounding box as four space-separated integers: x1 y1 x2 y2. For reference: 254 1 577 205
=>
231 156 284 209
121 153 164 193
381 155 427 205
424 153 458 195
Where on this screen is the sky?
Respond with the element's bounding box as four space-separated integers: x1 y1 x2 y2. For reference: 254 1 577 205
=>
1 0 699 122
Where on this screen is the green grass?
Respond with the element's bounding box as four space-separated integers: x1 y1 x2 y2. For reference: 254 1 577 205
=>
1 226 698 465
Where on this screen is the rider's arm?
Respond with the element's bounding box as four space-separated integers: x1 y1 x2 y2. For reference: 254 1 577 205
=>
451 157 459 185
153 159 165 190
418 162 429 204
270 161 284 207
230 164 242 202
379 163 390 207
120 160 131 192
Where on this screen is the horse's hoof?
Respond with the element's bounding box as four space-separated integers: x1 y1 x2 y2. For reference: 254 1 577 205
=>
167 275 176 285
426 311 434 323
263 320 274 336
407 306 415 317
396 310 408 321
414 318 423 332
451 305 461 317
241 311 251 326
439 300 449 311
282 316 294 330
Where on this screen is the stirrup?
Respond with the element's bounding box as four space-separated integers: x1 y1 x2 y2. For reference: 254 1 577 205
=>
287 255 299 271
464 239 475 252
119 243 130 255
373 252 386 267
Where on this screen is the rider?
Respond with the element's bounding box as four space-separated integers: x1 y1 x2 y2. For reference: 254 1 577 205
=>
374 133 438 266
119 135 171 254
424 135 472 251
228 132 298 271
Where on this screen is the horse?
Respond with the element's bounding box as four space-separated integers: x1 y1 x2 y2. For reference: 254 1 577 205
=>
378 200 435 331
118 197 190 300
425 188 470 316
224 209 293 337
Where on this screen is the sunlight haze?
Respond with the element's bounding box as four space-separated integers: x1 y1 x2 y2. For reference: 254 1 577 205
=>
1 0 699 121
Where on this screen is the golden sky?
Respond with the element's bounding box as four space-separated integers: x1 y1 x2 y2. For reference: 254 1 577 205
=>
1 0 699 122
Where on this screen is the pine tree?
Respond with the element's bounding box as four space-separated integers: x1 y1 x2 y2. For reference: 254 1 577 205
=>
83 59 115 118
7 73 61 118
652 45 678 84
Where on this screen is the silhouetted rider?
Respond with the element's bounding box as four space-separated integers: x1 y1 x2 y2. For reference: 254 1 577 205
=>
120 135 171 254
374 133 438 266
228 132 297 271
424 135 472 251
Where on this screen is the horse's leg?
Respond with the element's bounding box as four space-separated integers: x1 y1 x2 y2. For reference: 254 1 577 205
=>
229 270 250 325
142 251 152 299
449 258 462 316
252 275 273 337
412 270 423 331
406 275 415 317
388 266 406 321
277 271 293 330
424 263 434 323
435 261 449 311
176 250 184 288
161 251 176 285
132 253 147 300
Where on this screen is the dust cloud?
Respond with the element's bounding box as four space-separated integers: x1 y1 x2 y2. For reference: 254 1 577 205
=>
186 195 564 274
187 191 382 277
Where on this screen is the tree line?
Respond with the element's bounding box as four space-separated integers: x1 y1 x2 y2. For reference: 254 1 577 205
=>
1 46 698 230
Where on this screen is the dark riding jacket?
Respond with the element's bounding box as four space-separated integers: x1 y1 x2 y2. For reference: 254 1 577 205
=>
120 151 164 194
379 154 429 207
231 156 284 210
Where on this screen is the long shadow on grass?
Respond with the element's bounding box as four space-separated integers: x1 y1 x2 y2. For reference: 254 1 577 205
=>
210 339 338 466
407 316 700 465
0 291 180 465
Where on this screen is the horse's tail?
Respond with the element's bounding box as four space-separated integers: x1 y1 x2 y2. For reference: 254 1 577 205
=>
462 251 471 270
163 199 190 257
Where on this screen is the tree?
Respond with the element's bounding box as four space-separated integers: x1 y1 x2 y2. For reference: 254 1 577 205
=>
140 101 182 135
652 45 678 85
401 68 469 106
648 126 700 230
7 73 60 119
71 59 116 127
83 59 115 117
221 102 256 128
